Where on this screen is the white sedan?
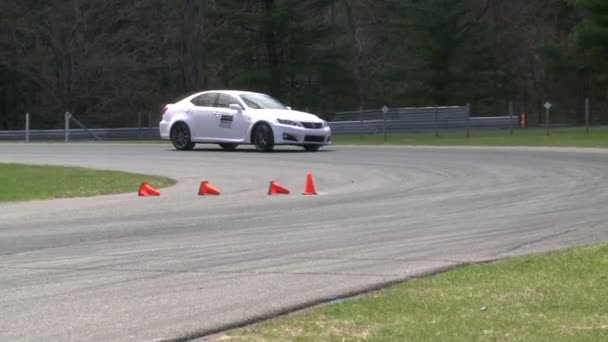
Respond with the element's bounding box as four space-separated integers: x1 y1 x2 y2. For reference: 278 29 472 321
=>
159 90 332 152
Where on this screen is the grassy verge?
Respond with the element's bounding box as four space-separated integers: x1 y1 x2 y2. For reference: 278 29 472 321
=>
230 244 608 341
0 163 175 202
0 140 167 144
333 127 608 148
3 127 608 148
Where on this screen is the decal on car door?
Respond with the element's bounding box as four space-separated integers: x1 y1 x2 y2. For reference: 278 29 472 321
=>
220 115 233 128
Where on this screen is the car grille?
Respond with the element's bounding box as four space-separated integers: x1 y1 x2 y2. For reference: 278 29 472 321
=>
304 135 325 142
301 122 323 129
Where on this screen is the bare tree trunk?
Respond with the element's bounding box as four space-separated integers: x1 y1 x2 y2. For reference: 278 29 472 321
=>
262 0 282 97
180 0 207 92
157 0 171 101
343 0 365 110
50 0 78 113
1 14 19 128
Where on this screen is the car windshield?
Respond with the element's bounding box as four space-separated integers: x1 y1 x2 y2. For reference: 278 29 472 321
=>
239 93 288 110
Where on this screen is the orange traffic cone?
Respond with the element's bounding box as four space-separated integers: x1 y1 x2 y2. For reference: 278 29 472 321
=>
198 181 221 195
268 180 290 195
302 173 317 195
138 182 160 196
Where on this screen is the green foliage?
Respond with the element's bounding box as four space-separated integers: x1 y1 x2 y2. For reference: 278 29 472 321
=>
2 0 608 128
575 0 608 82
207 0 348 115
575 0 608 50
382 0 499 107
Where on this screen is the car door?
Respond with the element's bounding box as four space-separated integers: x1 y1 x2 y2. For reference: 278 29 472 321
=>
210 94 250 141
188 93 219 140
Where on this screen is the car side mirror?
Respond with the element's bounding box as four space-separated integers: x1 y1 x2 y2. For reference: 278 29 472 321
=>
286 106 292 110
229 104 242 112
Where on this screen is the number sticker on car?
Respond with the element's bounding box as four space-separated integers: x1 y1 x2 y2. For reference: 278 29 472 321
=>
220 115 233 128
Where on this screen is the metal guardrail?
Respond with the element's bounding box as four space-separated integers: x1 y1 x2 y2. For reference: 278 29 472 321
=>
333 106 468 121
0 117 515 141
0 128 160 141
0 105 516 141
330 106 515 134
328 116 515 135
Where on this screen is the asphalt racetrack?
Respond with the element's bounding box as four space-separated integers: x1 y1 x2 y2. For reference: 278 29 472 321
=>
1 143 608 341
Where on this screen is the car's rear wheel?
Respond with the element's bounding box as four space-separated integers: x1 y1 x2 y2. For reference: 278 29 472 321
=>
219 143 238 151
171 122 195 151
303 144 321 152
253 123 274 152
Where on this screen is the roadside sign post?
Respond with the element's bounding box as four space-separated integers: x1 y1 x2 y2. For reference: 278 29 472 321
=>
544 101 552 136
382 105 388 142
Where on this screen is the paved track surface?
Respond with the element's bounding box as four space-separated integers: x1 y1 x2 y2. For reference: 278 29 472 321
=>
1 143 608 341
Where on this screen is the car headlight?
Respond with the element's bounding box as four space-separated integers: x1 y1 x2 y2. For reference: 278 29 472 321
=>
277 119 302 127
322 121 328 128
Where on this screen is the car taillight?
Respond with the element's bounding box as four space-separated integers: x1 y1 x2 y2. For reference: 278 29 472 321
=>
162 105 168 114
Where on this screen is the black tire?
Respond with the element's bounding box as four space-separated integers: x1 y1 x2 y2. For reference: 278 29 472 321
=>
219 143 239 151
303 144 321 152
170 122 195 151
252 123 274 152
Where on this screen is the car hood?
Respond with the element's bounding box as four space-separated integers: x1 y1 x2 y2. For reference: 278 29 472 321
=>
250 109 323 123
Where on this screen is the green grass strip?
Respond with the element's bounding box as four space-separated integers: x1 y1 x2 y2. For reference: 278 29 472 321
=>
0 163 175 202
3 127 608 148
231 244 608 341
333 127 608 148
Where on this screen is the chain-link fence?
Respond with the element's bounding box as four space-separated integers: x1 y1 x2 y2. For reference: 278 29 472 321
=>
0 98 606 141
0 111 160 141
330 97 607 139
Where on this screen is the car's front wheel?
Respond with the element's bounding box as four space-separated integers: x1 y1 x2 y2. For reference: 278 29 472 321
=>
219 143 238 151
253 123 274 152
170 122 195 151
303 144 321 152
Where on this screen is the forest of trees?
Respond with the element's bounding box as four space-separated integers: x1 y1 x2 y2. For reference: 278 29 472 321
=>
1 0 607 129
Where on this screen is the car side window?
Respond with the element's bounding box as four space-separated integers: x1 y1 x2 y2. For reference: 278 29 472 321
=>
191 93 217 107
216 94 242 109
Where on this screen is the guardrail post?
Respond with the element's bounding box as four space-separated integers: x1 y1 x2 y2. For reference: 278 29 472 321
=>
138 112 142 138
585 98 590 134
358 106 363 140
25 113 30 142
434 105 439 137
383 107 388 142
65 112 71 142
545 106 550 136
466 103 471 138
509 100 514 135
